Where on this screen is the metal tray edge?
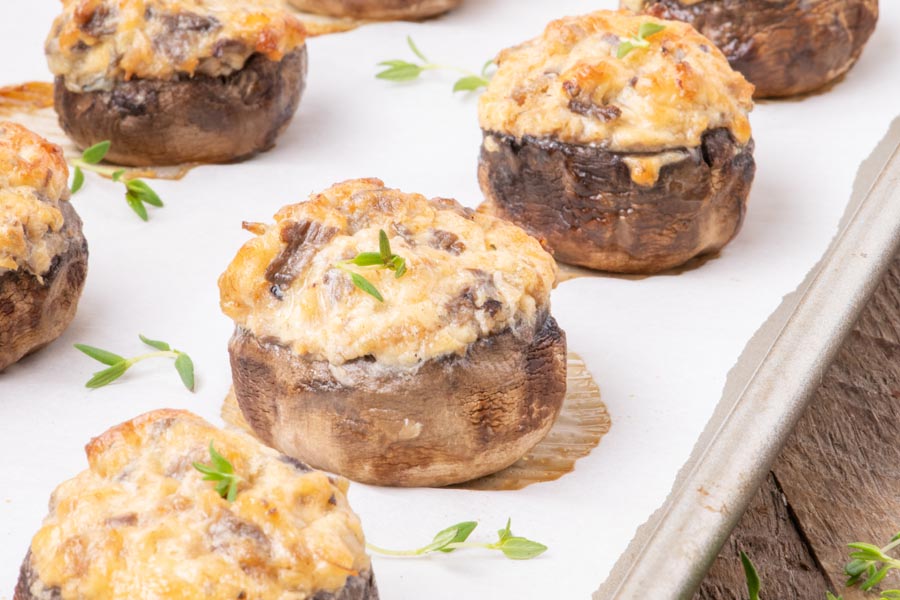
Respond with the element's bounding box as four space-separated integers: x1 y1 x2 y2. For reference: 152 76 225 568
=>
595 117 900 599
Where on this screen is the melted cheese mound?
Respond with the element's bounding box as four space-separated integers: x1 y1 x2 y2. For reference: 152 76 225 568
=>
220 178 557 368
29 410 370 600
479 9 753 151
47 0 308 92
0 122 71 276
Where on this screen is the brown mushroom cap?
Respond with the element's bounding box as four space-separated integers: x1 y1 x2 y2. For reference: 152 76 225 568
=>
0 201 88 371
478 127 755 274
631 0 879 98
286 0 461 20
53 48 307 166
229 313 567 488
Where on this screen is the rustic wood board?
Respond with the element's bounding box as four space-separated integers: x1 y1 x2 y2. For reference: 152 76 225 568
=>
696 255 900 599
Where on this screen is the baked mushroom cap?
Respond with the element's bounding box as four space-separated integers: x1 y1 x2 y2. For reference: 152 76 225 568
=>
622 0 879 98
219 178 566 487
46 0 309 166
286 0 461 20
0 122 88 371
15 409 377 600
478 10 756 274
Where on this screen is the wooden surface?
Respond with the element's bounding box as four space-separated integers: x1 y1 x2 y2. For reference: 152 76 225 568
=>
696 257 900 599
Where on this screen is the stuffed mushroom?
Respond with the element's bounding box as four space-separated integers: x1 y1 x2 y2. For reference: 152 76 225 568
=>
45 0 309 166
622 0 879 98
0 122 88 372
219 178 567 488
286 0 461 21
15 409 378 600
478 10 756 274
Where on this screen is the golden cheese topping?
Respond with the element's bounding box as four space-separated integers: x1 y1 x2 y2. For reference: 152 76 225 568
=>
47 0 308 92
479 10 753 152
29 409 370 600
0 122 71 276
219 178 557 368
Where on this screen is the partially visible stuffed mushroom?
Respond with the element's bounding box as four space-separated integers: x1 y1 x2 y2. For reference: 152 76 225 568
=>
287 0 461 21
219 178 567 488
478 10 755 274
0 122 88 372
621 0 879 98
15 409 377 600
45 0 309 166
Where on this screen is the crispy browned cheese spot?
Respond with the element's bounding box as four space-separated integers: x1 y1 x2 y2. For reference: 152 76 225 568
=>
628 0 879 98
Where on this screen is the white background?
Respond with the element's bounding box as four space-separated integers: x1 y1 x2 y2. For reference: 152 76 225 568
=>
1 2 898 598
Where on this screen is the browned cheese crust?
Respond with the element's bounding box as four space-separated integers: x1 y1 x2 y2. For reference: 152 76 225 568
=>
0 201 88 371
286 0 461 20
54 48 307 166
631 0 879 98
479 128 755 273
477 10 756 274
230 314 566 487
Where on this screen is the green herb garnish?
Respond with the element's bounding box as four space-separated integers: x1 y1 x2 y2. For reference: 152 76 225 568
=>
617 22 666 59
844 532 900 597
192 441 242 502
366 518 547 560
69 141 164 221
377 36 494 93
740 551 761 600
74 334 195 391
335 229 408 303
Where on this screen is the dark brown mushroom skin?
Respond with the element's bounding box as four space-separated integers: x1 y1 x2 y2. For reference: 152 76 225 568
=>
0 201 88 372
14 550 380 600
478 127 755 274
636 0 878 98
287 0 461 20
53 48 307 167
229 314 567 488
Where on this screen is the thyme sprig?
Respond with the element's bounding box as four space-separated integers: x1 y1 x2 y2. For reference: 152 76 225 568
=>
74 334 195 391
366 519 547 560
335 229 408 303
740 551 761 600
70 141 164 221
192 441 242 502
617 22 666 58
844 533 900 598
377 36 494 93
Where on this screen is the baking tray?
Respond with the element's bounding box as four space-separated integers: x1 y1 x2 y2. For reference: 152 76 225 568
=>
1 3 898 600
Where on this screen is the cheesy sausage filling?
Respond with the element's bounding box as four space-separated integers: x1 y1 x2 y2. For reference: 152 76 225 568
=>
0 122 72 277
219 178 557 368
46 0 308 92
479 10 753 153
28 410 370 600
